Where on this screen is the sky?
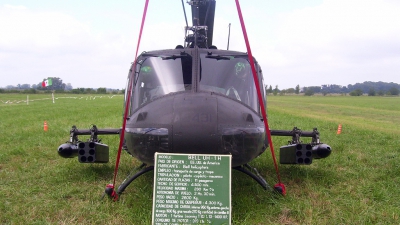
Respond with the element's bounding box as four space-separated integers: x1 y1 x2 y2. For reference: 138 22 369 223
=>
1 0 399 89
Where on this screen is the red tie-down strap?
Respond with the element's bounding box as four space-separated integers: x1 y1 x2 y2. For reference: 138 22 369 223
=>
105 0 150 201
234 0 286 195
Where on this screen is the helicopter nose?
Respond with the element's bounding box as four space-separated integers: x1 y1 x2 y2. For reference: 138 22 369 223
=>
172 95 219 154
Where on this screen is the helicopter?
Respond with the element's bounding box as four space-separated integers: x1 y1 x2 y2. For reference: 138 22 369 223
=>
58 0 331 197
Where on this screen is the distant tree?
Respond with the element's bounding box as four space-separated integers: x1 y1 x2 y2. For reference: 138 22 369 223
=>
321 84 343 93
349 89 363 96
368 88 376 96
71 88 85 94
286 88 295 94
273 85 279 96
264 85 271 95
20 84 30 89
388 87 399 95
85 88 95 94
268 85 273 94
65 83 73 90
377 90 384 96
308 86 322 93
295 85 300 94
304 88 314 96
97 88 107 94
347 81 400 94
23 88 37 94
36 82 43 90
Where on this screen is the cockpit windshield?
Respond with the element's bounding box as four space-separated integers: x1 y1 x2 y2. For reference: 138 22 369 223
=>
199 54 259 112
132 54 192 111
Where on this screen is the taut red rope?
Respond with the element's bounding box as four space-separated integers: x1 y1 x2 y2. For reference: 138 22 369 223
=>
234 0 286 195
108 0 150 201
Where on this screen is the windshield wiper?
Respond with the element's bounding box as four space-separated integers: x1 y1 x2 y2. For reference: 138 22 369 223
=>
162 55 186 60
205 55 232 60
162 52 190 60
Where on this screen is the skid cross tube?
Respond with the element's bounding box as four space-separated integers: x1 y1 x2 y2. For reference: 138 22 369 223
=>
68 125 120 144
270 127 320 145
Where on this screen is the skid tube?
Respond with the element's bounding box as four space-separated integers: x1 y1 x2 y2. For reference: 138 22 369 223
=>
117 164 154 195
233 164 271 190
116 163 271 195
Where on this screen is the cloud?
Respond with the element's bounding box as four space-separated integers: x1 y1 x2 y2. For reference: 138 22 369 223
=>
0 4 134 88
262 0 400 88
1 5 91 51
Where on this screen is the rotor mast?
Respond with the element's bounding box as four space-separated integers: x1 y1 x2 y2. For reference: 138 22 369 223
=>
185 0 216 48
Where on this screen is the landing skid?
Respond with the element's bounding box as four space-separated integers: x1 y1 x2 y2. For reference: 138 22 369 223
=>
116 163 271 195
117 163 154 195
233 164 271 190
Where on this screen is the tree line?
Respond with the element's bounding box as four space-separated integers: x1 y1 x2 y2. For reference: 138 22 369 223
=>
0 77 122 94
265 81 400 96
2 78 399 96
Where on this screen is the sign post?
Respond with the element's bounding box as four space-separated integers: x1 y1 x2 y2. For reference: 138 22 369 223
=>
152 153 232 225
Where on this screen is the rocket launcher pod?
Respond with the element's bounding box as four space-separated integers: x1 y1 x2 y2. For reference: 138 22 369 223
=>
280 143 331 165
58 143 79 158
77 142 109 163
58 142 109 163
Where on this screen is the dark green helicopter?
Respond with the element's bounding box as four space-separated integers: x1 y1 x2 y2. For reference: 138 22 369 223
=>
58 0 331 196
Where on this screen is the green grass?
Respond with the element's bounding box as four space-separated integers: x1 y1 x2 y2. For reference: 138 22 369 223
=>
1 94 400 224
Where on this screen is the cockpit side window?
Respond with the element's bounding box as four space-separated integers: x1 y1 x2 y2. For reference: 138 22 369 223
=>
122 68 134 117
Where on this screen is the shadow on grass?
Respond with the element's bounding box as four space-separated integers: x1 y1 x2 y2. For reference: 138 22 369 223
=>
53 163 116 184
279 164 338 187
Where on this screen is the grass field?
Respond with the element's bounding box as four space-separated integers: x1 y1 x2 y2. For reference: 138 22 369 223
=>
1 93 400 224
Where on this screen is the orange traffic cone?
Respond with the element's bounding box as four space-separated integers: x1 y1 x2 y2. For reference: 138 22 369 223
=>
336 124 342 134
44 121 48 131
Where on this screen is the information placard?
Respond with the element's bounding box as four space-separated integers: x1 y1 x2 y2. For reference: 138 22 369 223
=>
152 153 231 225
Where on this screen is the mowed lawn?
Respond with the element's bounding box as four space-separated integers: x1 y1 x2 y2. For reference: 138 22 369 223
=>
1 93 399 224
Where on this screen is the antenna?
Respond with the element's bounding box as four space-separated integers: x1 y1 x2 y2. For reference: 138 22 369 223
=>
181 0 189 28
181 0 189 47
227 23 231 50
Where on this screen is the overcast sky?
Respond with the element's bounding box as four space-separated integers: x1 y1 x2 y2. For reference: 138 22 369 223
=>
1 0 399 89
